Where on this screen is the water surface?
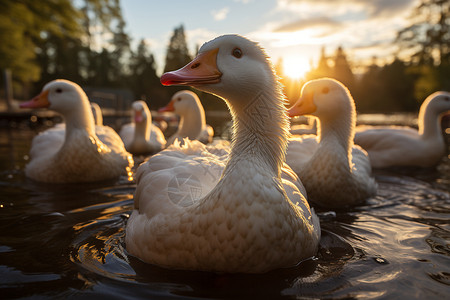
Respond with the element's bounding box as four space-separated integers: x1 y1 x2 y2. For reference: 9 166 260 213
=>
0 118 449 299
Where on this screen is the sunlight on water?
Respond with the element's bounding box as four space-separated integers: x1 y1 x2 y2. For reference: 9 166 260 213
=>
0 120 449 298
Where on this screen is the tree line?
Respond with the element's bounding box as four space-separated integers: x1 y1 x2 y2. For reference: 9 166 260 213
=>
280 0 449 113
0 0 448 113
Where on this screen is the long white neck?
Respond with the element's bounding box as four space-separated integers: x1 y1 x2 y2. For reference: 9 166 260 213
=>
134 118 150 141
317 102 355 164
177 104 205 138
63 99 96 138
223 80 289 178
418 104 443 139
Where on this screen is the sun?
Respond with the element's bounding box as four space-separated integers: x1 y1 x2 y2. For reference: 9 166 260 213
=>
282 56 310 80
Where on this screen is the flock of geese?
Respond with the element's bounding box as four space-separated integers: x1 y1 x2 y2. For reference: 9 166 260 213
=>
20 35 450 273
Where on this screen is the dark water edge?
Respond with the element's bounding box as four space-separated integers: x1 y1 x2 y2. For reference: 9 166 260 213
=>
0 116 449 299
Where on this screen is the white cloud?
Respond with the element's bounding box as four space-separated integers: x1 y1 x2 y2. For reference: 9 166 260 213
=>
185 28 221 55
277 0 418 19
211 7 230 21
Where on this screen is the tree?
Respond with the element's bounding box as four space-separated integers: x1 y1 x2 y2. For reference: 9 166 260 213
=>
396 0 450 100
333 46 355 94
396 0 450 66
305 47 332 80
355 57 382 112
129 39 164 109
0 0 82 97
163 25 192 73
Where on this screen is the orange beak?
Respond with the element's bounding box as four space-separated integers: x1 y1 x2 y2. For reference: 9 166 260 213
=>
20 90 50 109
158 100 175 112
160 48 222 86
288 90 316 117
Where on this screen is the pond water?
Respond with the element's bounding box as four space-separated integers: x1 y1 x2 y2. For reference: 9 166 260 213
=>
0 116 449 299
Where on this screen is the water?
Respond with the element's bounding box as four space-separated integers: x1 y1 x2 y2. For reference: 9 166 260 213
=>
0 118 449 299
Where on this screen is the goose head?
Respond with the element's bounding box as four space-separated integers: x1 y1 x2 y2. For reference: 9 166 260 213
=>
161 34 279 113
131 100 151 125
420 91 450 118
289 78 354 124
20 79 95 131
158 90 202 116
21 80 89 114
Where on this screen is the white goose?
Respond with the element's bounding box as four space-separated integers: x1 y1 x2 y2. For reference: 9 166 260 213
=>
20 79 133 183
286 78 377 207
159 90 214 146
354 91 450 168
90 102 103 126
125 34 320 274
119 100 166 155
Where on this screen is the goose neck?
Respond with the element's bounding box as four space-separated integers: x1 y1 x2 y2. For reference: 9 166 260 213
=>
224 87 289 177
419 107 443 138
134 120 150 141
177 109 204 138
63 105 96 137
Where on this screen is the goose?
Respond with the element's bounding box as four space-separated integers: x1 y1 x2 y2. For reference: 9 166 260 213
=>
354 91 450 168
20 79 134 183
90 102 103 126
125 34 320 274
158 90 214 146
119 100 166 155
286 78 377 208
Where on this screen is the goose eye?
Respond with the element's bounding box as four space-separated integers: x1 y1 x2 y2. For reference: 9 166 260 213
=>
232 48 242 58
177 98 181 102
322 87 329 94
444 96 449 101
56 88 62 93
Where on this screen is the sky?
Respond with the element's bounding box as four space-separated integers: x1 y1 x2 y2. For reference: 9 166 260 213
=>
120 0 419 78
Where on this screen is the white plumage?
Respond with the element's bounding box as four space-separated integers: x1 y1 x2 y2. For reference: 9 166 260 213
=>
119 100 166 155
20 79 133 183
286 78 377 207
354 91 450 168
125 34 320 274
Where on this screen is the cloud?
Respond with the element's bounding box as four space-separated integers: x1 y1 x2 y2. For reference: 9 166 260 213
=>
278 0 417 18
211 7 230 21
186 28 220 54
233 0 253 3
274 16 343 33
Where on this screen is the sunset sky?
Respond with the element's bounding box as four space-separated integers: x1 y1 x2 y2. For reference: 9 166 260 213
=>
120 0 419 78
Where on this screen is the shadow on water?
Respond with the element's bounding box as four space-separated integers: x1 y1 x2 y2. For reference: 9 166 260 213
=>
0 117 449 299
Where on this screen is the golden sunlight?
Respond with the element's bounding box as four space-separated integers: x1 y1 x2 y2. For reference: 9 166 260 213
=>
282 56 310 80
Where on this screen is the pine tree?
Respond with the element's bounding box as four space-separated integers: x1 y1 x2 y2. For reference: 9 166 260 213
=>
163 25 192 73
129 39 164 109
333 46 355 93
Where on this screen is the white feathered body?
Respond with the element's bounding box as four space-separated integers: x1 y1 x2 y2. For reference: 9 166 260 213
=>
126 35 320 273
354 91 450 168
27 127 132 183
286 79 377 207
23 80 133 183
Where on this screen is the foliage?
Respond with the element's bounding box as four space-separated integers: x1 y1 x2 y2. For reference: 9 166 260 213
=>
1 0 448 115
395 0 450 101
163 25 192 73
396 0 450 65
0 0 81 96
